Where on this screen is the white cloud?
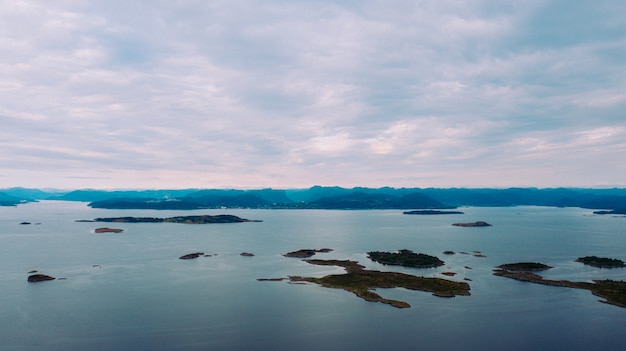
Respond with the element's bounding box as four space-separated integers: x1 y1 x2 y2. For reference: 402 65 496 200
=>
0 0 625 188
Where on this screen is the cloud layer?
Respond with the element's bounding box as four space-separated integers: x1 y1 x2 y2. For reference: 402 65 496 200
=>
1 0 625 189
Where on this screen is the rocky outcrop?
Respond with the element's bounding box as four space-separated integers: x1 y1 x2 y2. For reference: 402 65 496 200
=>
94 227 123 233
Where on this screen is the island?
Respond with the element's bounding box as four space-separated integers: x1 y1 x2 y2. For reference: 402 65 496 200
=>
496 262 552 271
91 214 261 224
367 249 444 268
287 259 470 308
28 274 56 282
283 248 333 258
452 221 492 227
179 252 204 259
575 256 625 268
493 266 626 308
593 209 626 215
94 227 123 233
403 210 464 215
240 252 255 257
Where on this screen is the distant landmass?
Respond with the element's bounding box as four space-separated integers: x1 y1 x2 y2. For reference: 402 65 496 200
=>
1 186 626 211
91 214 260 224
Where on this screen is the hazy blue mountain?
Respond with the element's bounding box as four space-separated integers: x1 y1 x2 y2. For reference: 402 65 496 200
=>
300 191 449 209
50 189 199 202
3 186 626 210
0 192 25 206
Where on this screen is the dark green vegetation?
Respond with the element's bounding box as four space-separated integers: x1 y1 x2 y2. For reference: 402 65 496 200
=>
496 262 553 271
576 256 625 268
28 274 56 282
289 259 470 308
493 269 626 308
593 209 626 215
93 215 260 224
452 221 492 227
283 248 333 258
367 250 444 268
94 227 124 233
4 186 626 210
403 210 464 215
179 252 204 259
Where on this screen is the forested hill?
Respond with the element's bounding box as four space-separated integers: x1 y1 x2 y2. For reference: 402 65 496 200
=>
1 186 625 211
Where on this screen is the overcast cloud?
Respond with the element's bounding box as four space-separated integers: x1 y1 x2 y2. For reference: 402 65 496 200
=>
1 0 625 189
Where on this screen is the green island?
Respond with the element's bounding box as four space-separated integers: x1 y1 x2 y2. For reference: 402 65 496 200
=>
452 221 492 227
288 259 470 308
283 248 333 258
367 249 444 268
403 210 464 215
92 214 261 224
494 264 626 308
496 262 552 271
593 209 626 215
575 256 625 268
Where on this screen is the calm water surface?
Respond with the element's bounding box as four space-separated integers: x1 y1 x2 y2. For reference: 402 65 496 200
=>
1 201 625 350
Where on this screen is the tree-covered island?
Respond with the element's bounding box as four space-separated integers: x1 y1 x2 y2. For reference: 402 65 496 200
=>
496 262 553 271
367 249 445 268
452 221 492 227
288 259 470 308
91 214 260 224
575 256 625 268
403 210 464 215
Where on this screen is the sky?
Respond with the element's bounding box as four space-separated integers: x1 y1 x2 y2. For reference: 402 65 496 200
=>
1 0 625 190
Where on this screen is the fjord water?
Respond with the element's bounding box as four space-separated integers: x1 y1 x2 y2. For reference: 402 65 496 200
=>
1 201 625 351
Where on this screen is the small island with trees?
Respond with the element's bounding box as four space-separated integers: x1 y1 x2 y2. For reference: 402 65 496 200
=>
367 249 444 268
575 256 625 268
283 248 333 258
403 210 464 215
91 214 260 224
452 221 492 227
496 262 552 271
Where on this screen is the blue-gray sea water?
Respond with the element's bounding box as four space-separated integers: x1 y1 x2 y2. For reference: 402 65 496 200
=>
1 201 625 350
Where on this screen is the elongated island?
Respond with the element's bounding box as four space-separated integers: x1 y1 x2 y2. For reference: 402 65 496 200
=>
287 259 470 308
494 262 626 308
90 214 261 224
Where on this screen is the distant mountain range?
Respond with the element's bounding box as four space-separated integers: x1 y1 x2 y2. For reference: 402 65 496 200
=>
1 186 625 211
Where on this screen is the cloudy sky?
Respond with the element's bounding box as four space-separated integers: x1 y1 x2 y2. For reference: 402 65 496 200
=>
1 0 625 189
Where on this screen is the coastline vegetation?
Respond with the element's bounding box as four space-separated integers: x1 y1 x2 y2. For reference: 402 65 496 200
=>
367 249 444 268
493 268 626 308
91 214 260 224
288 259 470 308
575 256 625 268
496 262 553 271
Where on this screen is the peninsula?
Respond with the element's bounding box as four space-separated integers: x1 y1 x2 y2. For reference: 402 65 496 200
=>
493 267 626 308
288 259 470 308
91 214 260 224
